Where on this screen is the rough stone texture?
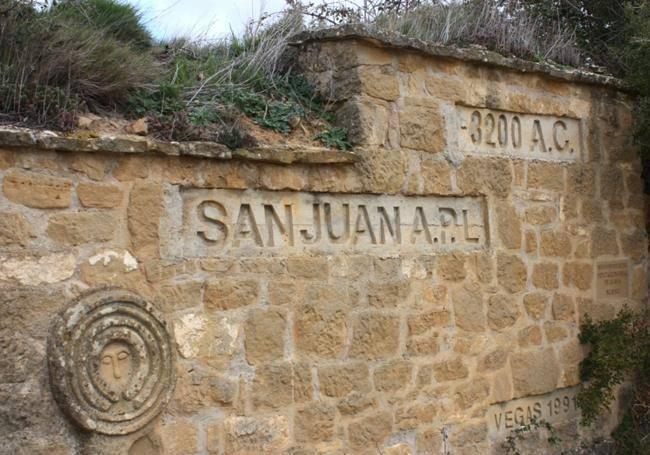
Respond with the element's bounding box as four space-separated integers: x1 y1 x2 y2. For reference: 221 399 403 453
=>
0 32 643 455
2 169 72 208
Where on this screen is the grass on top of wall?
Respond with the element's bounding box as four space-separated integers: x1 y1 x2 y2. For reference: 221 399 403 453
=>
0 0 586 149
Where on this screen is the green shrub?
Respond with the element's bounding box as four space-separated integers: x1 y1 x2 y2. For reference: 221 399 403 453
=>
577 307 650 454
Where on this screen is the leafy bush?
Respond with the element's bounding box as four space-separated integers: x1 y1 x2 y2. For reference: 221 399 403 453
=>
577 307 650 454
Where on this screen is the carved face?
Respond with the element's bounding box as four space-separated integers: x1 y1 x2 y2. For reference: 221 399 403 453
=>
98 341 133 396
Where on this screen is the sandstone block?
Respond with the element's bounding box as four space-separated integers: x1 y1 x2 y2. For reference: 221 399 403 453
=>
590 226 619 257
287 256 329 279
496 203 522 249
452 282 486 332
0 212 34 246
511 348 560 397
244 308 286 364
487 294 519 330
620 230 647 262
416 427 443 453
540 230 572 257
252 362 293 410
128 182 164 259
358 65 401 101
454 379 490 410
3 170 72 208
544 321 569 342
337 392 378 415
562 262 593 290
337 98 388 146
70 154 108 180
433 357 469 382
567 165 596 195
155 280 202 313
449 422 488 448
457 157 513 198
395 402 437 430
478 348 508 372
374 360 413 391
408 310 450 335
318 362 370 397
528 162 565 192
349 313 400 360
159 419 198 455
400 105 445 153
525 230 538 253
437 253 467 281
348 411 393 450
497 253 528 293
46 212 116 245
421 157 453 194
295 402 336 443
523 292 548 320
518 325 543 347
532 262 559 290
294 303 347 359
204 278 260 310
525 206 556 225
77 182 123 208
368 280 411 307
223 416 290 454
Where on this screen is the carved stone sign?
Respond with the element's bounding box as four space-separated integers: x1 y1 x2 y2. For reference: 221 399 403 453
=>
457 106 583 161
179 189 488 256
596 260 630 300
488 387 579 439
48 289 175 435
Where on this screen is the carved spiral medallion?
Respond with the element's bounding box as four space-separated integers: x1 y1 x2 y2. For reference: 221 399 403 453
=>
48 289 175 435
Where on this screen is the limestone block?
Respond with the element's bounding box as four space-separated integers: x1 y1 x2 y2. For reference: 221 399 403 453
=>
0 253 75 286
525 206 557 225
3 169 72 208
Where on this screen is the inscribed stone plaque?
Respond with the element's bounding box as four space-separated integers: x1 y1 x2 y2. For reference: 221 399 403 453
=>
48 289 175 435
179 189 488 256
488 387 579 439
457 106 583 161
596 260 630 300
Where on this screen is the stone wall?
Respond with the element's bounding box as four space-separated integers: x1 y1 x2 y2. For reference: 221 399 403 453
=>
0 28 647 454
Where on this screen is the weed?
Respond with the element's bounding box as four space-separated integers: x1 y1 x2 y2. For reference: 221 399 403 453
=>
502 418 561 455
314 126 351 150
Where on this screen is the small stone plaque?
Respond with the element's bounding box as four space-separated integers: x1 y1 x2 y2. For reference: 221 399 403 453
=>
596 260 630 300
457 106 584 161
176 189 488 256
488 387 579 439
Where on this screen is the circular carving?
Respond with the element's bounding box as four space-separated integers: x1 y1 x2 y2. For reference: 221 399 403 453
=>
48 288 175 435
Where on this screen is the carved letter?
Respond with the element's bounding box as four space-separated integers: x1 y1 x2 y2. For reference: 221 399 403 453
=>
353 205 377 244
264 204 294 247
300 203 321 244
196 200 228 245
325 203 350 244
553 120 569 151
378 206 401 244
410 207 432 244
463 210 480 243
494 413 503 431
531 119 547 153
233 204 263 247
